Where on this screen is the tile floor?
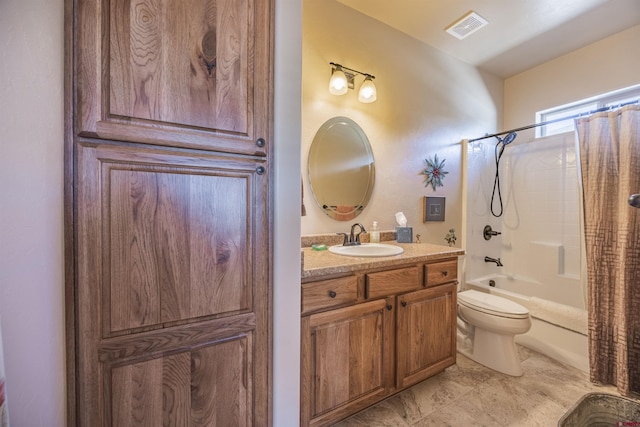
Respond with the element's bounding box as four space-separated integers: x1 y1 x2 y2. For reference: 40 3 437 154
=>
334 347 620 426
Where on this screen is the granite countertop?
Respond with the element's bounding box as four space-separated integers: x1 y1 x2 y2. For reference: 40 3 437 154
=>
301 242 464 279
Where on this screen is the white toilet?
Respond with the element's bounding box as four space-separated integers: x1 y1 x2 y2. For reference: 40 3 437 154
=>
457 289 531 376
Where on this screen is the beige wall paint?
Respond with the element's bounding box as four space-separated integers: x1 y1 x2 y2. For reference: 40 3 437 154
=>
302 0 503 244
0 0 66 425
273 0 302 425
504 24 640 140
0 0 302 425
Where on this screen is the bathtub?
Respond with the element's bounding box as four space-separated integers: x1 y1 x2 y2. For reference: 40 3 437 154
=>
464 274 589 372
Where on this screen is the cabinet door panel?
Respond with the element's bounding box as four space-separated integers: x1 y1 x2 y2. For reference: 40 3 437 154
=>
110 335 250 426
302 299 393 424
90 147 253 334
108 167 249 332
396 284 457 389
77 0 272 155
75 142 268 425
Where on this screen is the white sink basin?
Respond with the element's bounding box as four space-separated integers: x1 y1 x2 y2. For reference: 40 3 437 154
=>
328 243 404 257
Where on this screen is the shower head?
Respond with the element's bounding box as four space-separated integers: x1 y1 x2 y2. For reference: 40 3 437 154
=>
495 132 517 146
499 132 517 145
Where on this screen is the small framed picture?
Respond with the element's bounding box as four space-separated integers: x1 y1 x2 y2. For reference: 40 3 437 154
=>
424 196 445 222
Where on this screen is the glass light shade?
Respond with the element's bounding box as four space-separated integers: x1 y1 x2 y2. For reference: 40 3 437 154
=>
329 69 348 95
358 77 377 103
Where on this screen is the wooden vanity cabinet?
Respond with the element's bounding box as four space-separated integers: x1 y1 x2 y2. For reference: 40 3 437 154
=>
301 259 458 427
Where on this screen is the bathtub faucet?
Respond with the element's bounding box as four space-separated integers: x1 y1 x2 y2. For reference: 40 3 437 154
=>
484 256 503 267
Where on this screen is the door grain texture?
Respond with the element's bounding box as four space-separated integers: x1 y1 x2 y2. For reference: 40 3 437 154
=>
301 298 394 427
75 0 271 155
396 283 457 389
65 0 273 424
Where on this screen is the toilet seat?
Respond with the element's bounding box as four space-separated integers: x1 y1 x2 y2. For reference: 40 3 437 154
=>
458 290 529 319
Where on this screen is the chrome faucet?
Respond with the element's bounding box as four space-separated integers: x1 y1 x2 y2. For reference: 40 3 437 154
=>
337 223 367 246
484 256 503 267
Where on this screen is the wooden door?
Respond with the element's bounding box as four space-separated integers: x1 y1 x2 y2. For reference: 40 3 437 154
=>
73 141 269 425
396 283 457 389
67 0 273 424
75 0 272 156
300 299 394 427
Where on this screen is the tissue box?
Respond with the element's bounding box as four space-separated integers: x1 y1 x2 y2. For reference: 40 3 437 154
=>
396 227 413 243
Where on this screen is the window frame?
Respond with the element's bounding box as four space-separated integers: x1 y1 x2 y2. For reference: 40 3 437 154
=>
536 84 640 138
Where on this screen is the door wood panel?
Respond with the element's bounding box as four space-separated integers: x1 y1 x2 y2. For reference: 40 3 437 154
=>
107 166 250 333
76 0 272 156
303 298 393 423
68 0 273 424
396 283 457 389
110 335 251 426
74 141 268 425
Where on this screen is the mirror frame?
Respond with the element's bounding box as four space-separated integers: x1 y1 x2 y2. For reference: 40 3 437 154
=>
307 116 375 221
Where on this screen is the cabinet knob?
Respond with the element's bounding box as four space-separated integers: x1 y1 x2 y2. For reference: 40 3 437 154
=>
256 138 266 147
442 271 448 277
256 166 266 175
328 291 337 298
401 301 407 307
386 304 393 311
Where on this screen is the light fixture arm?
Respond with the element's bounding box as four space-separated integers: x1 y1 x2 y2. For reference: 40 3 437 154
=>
329 62 375 80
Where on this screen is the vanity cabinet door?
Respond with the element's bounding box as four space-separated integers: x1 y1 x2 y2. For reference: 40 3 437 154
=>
395 283 457 389
301 298 394 427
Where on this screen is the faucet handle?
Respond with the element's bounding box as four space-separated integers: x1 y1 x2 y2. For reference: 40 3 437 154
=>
483 225 501 240
336 232 349 246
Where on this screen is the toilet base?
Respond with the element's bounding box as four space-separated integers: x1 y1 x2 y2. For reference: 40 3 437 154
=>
457 328 524 376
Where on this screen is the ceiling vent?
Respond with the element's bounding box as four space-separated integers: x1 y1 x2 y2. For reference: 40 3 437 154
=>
445 11 488 40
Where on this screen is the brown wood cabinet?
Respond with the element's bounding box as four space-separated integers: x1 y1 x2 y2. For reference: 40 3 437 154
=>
301 298 394 427
65 0 273 425
300 259 458 427
396 283 457 389
75 0 272 156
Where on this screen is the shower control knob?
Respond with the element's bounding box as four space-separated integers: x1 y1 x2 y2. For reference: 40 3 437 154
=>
483 225 501 240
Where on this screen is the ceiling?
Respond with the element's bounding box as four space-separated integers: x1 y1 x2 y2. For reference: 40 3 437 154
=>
336 0 640 78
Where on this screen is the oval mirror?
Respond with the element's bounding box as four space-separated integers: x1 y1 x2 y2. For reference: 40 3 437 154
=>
308 116 375 221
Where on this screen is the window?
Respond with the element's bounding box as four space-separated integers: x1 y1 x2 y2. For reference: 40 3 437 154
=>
536 84 640 138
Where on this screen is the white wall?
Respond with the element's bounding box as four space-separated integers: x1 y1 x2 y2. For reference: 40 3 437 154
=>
465 133 585 309
301 0 503 245
273 0 302 425
0 0 302 426
0 0 66 425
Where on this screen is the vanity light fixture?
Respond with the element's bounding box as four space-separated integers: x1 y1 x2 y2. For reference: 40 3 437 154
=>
329 62 377 103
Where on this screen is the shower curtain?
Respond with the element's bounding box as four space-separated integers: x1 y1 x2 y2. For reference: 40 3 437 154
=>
575 104 640 397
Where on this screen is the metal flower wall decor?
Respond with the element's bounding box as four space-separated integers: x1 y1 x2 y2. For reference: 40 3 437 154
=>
422 154 448 191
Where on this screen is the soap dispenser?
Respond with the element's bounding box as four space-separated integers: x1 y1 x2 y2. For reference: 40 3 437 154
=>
370 221 380 243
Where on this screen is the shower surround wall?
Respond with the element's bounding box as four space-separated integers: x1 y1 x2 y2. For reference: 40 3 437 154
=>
467 133 582 287
465 132 588 369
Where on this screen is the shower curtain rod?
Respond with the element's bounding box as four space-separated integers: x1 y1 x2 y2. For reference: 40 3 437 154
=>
468 99 639 143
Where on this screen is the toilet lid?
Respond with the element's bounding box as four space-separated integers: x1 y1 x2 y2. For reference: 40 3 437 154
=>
458 289 529 318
